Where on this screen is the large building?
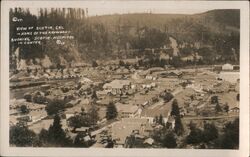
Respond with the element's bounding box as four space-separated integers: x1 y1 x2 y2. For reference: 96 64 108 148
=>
218 71 239 83
222 63 234 71
103 80 131 95
115 103 142 118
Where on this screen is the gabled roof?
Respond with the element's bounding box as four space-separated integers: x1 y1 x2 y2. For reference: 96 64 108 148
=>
103 80 131 89
115 103 139 113
144 138 154 145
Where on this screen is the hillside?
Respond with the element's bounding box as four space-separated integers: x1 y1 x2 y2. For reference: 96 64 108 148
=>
90 9 240 33
9 9 240 70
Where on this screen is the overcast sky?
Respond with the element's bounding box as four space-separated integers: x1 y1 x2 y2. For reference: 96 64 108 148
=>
27 1 215 17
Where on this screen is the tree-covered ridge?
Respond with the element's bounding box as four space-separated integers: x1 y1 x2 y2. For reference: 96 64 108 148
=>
9 8 240 70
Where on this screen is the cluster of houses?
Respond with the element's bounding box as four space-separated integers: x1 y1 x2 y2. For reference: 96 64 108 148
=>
9 60 240 148
9 98 47 126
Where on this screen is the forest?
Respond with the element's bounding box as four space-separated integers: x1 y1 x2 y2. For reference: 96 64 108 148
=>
9 8 240 70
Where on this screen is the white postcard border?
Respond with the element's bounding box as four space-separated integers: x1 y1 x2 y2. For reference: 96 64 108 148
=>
1 1 249 157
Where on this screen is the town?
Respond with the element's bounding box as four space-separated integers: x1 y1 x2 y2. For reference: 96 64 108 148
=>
9 61 239 148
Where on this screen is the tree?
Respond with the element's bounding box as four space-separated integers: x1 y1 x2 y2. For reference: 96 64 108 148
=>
92 61 98 67
105 139 115 148
20 105 29 114
186 124 203 144
171 99 180 117
162 131 177 148
174 116 184 135
161 91 174 103
91 90 98 100
125 135 136 148
38 128 49 146
10 124 36 147
68 106 99 131
219 118 239 149
154 116 159 124
106 102 118 120
45 99 66 116
170 99 183 135
223 103 229 113
88 106 99 125
159 114 164 126
68 115 86 131
33 95 47 104
215 103 222 113
24 94 32 102
74 132 95 147
211 96 219 104
47 114 72 146
202 122 218 143
119 60 125 66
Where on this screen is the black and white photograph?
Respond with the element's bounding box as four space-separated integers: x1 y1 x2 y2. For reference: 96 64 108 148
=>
0 1 249 157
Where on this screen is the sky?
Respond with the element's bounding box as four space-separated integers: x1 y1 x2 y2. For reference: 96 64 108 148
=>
27 1 212 17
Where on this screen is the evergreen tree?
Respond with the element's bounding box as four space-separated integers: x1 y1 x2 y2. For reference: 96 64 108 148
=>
170 99 183 135
171 99 180 117
20 105 29 114
47 114 72 146
119 60 125 66
159 114 164 126
106 102 118 120
91 90 98 100
219 118 239 149
38 128 49 146
215 103 222 113
186 124 203 144
45 99 66 116
88 106 99 125
174 116 184 136
203 122 218 143
154 116 159 124
223 103 229 113
68 115 86 131
161 91 174 103
92 61 98 67
10 124 37 147
162 131 177 148
211 96 219 104
74 132 94 147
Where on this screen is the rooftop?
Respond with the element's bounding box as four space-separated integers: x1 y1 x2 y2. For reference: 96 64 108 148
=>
111 118 151 145
115 103 139 113
103 80 131 89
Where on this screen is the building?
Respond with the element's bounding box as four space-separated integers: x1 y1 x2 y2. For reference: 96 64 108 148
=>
159 70 182 78
218 71 239 83
103 80 131 95
75 127 90 133
110 118 153 147
230 107 239 113
115 103 142 118
222 63 234 71
65 105 85 120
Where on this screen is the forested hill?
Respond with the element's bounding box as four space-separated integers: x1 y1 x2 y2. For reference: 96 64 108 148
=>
90 9 240 33
9 8 240 70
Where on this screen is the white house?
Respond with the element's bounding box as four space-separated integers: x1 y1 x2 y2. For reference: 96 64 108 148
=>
222 63 234 71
